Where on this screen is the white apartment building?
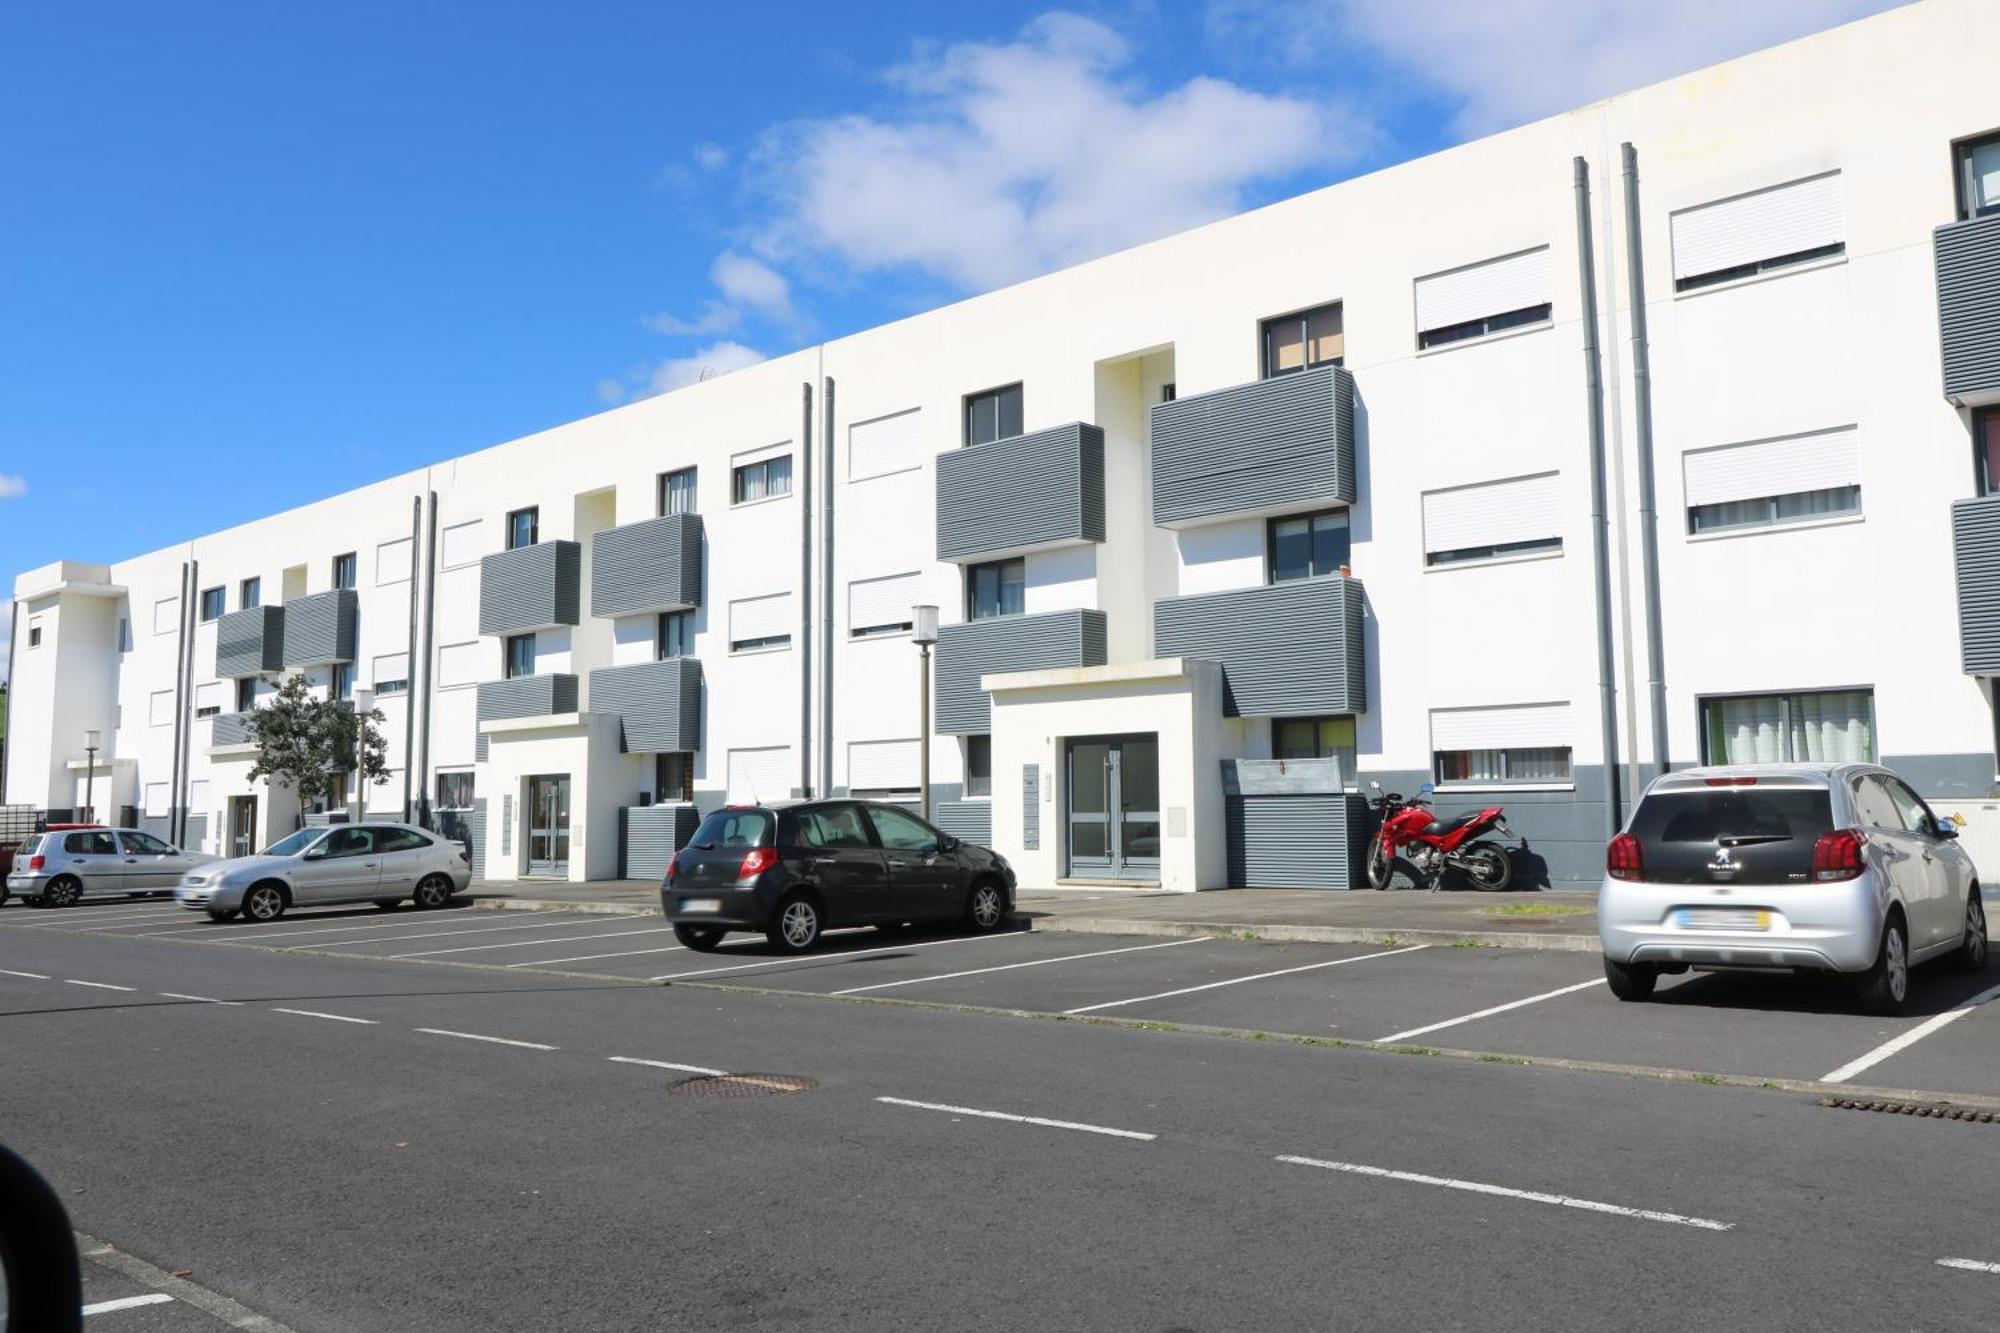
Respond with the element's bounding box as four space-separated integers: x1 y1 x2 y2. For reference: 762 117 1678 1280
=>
10 0 2000 891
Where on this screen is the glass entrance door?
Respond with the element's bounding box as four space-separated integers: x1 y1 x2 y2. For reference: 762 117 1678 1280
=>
228 796 258 859
1065 735 1160 880
526 775 571 876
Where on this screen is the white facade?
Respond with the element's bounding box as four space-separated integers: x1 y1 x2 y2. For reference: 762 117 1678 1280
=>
9 0 2000 887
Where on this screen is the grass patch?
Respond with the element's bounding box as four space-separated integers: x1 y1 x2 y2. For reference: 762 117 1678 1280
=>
1484 903 1593 919
1447 938 1485 949
1387 1044 1441 1057
1692 1073 1724 1086
1478 1053 1529 1065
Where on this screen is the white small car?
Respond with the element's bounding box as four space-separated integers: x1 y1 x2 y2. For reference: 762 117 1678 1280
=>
176 822 472 923
1598 763 1987 1014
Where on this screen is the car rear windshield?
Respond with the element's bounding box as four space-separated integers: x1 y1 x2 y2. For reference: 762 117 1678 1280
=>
687 809 774 851
1629 787 1834 845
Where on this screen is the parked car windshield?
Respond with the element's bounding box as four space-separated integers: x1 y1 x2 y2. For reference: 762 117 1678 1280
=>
262 828 326 858
688 808 773 851
1629 788 1833 844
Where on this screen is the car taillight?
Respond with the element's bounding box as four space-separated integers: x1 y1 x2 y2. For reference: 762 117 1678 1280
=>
738 847 777 879
1606 833 1643 881
27 855 44 871
1703 777 1758 787
1812 828 1866 881
665 855 679 885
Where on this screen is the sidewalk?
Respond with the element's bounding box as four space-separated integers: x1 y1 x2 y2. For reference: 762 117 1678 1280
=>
466 879 1601 952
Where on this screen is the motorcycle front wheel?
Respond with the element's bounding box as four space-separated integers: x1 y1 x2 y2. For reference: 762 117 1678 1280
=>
1461 842 1514 890
1364 836 1394 890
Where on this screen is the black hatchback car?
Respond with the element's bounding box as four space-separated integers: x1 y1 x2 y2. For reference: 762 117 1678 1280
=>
661 800 1017 953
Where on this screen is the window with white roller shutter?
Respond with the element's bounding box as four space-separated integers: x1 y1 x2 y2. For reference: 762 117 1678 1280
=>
153 596 180 636
377 536 413 585
143 782 170 818
193 681 223 718
1683 427 1860 534
436 641 483 688
1671 171 1845 292
149 689 176 727
1414 247 1552 349
1422 472 1562 566
727 746 794 803
729 592 793 652
849 572 920 638
440 519 484 569
848 738 920 797
1430 703 1573 787
374 651 410 694
850 409 924 482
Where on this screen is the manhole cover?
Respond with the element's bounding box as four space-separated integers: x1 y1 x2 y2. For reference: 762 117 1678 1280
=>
668 1073 818 1099
1818 1097 1999 1123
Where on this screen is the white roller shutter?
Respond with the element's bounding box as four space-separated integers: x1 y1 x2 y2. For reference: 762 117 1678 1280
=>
850 408 924 481
849 739 919 792
440 519 484 569
1422 473 1560 555
730 592 792 647
1431 703 1571 751
143 782 170 817
849 572 920 634
194 681 223 713
1671 172 1844 282
436 641 484 688
1415 247 1551 333
187 779 210 815
374 652 410 686
1683 428 1859 507
149 689 176 726
377 536 413 584
153 597 180 635
727 746 793 802
732 440 792 469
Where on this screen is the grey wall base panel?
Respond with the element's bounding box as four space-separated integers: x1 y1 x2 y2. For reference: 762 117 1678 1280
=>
1878 752 1996 800
1225 794 1360 889
1354 766 1614 890
621 803 701 881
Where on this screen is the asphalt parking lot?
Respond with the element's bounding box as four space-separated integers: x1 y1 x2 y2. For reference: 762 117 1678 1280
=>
6 894 1998 1101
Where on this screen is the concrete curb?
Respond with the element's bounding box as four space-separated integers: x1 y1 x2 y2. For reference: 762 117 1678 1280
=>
1024 913 1600 952
468 897 655 917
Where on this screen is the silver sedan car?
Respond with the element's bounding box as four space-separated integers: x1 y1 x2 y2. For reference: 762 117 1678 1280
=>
1599 763 1987 1014
5 828 217 908
176 822 472 923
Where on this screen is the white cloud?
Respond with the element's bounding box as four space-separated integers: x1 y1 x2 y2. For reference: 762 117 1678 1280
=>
710 251 792 320
0 473 25 500
640 301 741 337
609 341 767 402
1207 0 1905 136
747 11 1363 291
694 142 729 171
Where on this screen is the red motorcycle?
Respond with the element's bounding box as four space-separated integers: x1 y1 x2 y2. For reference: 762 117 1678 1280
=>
1365 782 1515 890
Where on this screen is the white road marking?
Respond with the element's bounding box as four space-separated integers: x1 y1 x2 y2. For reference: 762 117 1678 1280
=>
388 926 679 959
18 909 184 930
159 992 240 1005
140 911 580 942
510 944 692 967
1937 1257 2000 1275
0 968 51 979
608 1055 729 1076
1061 944 1432 1015
828 937 1209 996
64 980 137 992
651 929 1026 981
272 1008 378 1025
1275 1155 1734 1231
877 1096 1156 1141
416 1027 558 1051
1821 981 2000 1084
83 1292 176 1315
1375 978 1606 1043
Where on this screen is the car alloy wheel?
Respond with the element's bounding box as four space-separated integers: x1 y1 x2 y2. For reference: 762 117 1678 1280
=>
244 885 286 923
1958 893 1988 972
771 897 820 953
45 877 82 909
1886 925 1908 1005
413 876 451 910
970 884 1004 931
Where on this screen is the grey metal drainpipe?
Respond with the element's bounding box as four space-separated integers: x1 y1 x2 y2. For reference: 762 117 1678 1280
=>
402 494 421 822
167 561 190 841
1573 156 1624 836
2 599 18 802
415 488 439 826
799 381 814 798
1621 143 1670 784
819 376 836 799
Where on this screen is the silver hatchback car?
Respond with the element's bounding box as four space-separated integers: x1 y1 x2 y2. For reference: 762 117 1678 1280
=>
176 822 472 923
5 828 217 908
1599 763 1987 1014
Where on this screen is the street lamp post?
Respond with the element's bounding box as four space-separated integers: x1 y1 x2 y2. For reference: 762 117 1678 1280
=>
82 729 101 825
348 687 373 824
912 605 938 822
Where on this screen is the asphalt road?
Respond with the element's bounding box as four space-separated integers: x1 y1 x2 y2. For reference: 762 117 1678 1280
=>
5 899 2000 1330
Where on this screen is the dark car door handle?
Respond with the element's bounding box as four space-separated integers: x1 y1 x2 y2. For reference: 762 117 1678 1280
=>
887 859 907 868
124 858 138 863
811 856 837 865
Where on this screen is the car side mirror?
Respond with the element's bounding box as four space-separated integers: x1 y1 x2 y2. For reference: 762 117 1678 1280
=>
1933 819 1959 840
303 846 326 860
938 835 958 853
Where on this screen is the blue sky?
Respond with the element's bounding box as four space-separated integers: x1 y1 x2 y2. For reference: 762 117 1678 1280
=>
0 0 1898 675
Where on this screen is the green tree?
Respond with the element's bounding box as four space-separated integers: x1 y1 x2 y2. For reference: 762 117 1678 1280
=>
246 673 390 820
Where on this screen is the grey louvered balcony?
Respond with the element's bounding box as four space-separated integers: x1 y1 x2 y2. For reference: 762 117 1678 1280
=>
936 422 1105 563
1938 214 2000 405
280 590 357 668
215 606 284 678
476 673 579 722
588 657 702 753
1150 364 1356 528
209 711 256 748
1953 494 2000 672
935 608 1107 735
480 541 582 636
1154 575 1366 716
592 514 703 617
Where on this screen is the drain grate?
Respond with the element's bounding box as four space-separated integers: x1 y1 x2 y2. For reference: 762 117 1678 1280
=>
1819 1097 1999 1123
668 1073 818 1099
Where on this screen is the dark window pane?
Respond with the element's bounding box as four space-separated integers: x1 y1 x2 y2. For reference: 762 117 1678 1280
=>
1270 517 1311 582
1310 513 1351 574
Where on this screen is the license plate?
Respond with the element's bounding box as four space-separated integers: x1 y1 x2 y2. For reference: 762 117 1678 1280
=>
1673 907 1771 931
680 898 723 915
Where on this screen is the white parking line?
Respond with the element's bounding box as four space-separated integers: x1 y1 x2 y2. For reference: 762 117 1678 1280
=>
1938 1257 2000 1275
388 926 679 959
159 992 240 1005
876 1096 1156 1141
64 980 137 992
510 944 691 967
245 916 607 948
83 1292 176 1315
608 1055 728 1076
1821 981 2000 1084
416 1027 558 1051
1375 978 1606 1044
139 911 580 942
1062 944 1431 1015
18 909 183 930
1275 1155 1734 1231
651 929 1028 982
828 937 1210 996
272 1008 378 1025
0 968 51 979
